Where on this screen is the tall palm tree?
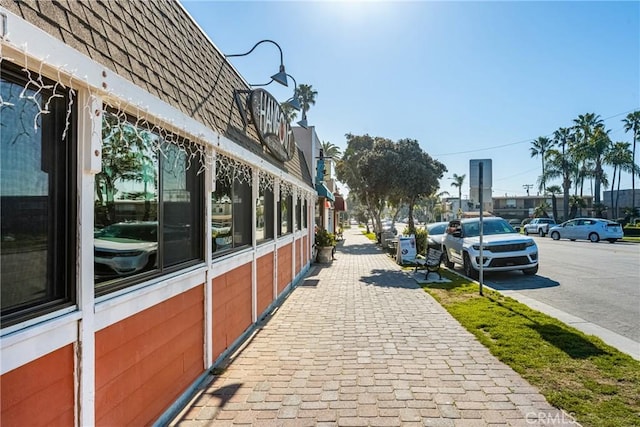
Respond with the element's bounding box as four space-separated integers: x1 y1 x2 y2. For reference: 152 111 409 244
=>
623 110 640 209
545 185 562 221
573 113 604 199
552 127 574 221
530 136 554 192
605 142 634 218
294 84 318 119
320 140 341 159
450 173 465 217
280 102 298 123
568 195 586 219
585 124 612 205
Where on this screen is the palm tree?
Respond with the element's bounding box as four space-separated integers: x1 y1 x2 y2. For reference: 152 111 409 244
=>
530 136 554 192
605 142 634 218
623 111 640 209
573 113 604 199
450 174 465 217
295 84 318 119
280 102 298 123
587 125 612 205
545 185 562 221
320 140 341 159
552 127 574 221
533 201 551 218
568 195 586 219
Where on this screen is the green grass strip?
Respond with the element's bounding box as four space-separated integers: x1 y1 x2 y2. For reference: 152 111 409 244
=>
422 272 640 427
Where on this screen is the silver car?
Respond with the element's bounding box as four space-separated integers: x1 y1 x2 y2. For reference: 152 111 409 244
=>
548 218 623 243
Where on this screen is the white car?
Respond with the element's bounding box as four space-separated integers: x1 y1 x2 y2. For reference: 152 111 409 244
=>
94 221 158 279
548 218 623 243
442 217 539 279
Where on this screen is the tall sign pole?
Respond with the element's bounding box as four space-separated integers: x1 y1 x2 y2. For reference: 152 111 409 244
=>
478 162 484 296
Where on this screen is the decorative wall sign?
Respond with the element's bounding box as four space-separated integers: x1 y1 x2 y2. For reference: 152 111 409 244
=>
248 88 295 162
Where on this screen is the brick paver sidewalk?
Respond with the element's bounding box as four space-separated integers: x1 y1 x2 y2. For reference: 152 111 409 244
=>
170 228 578 426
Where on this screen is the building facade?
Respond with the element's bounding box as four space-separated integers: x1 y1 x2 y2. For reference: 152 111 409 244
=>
1 2 317 426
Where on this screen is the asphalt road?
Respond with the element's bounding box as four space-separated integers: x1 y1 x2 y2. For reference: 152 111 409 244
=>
461 236 639 358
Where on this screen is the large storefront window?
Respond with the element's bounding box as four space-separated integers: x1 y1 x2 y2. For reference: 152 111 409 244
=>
212 157 252 256
278 192 293 236
1 63 76 326
94 111 203 293
256 186 274 243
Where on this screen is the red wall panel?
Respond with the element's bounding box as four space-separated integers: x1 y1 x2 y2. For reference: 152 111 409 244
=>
211 263 252 361
1 344 75 427
95 286 204 426
256 253 274 317
277 244 292 294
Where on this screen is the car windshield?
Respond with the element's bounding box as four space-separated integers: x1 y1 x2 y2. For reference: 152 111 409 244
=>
95 222 157 242
462 220 515 237
427 224 447 235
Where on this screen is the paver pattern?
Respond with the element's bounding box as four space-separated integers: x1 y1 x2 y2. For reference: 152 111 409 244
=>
171 228 578 426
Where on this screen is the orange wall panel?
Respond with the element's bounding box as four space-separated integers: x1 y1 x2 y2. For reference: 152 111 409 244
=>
95 285 204 426
1 344 74 427
211 263 252 361
256 253 274 316
277 244 292 294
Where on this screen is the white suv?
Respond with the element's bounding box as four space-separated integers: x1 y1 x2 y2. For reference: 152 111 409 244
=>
442 217 539 279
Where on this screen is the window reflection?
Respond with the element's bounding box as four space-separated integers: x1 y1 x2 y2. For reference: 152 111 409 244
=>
1 62 75 323
256 186 274 243
94 112 203 289
212 171 252 256
94 113 159 282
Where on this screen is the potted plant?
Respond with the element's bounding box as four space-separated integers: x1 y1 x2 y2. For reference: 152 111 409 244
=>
315 228 336 263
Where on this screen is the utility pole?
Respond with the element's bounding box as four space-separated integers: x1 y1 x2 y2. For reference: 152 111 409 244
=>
523 184 533 196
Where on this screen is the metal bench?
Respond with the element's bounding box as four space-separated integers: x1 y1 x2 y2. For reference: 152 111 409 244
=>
414 248 442 280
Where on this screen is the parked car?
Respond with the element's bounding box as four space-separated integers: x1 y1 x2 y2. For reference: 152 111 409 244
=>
425 221 449 251
507 219 522 232
94 221 158 278
548 218 623 243
523 218 556 236
442 217 538 279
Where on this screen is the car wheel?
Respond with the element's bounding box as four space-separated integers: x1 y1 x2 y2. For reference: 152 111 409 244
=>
538 229 545 237
607 239 617 243
443 250 455 269
463 252 479 280
523 265 538 275
551 231 560 240
588 232 600 243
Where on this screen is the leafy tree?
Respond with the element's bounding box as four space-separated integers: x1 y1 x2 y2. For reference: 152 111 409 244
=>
96 113 157 224
623 110 640 209
450 173 466 216
530 136 554 192
545 185 562 221
392 139 446 233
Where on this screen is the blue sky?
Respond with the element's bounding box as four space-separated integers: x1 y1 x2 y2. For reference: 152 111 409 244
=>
181 1 639 198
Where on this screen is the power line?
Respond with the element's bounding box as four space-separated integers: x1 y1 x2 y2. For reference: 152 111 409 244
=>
433 107 639 157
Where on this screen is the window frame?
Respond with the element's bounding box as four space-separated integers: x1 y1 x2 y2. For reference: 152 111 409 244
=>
94 109 205 296
0 62 77 326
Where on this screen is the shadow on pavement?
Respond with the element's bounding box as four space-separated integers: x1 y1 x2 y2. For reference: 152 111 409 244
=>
469 270 561 290
360 268 419 289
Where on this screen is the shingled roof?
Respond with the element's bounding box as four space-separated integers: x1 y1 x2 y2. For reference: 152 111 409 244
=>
3 0 311 186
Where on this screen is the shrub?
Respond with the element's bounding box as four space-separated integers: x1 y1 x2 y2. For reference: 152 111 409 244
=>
315 228 336 246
